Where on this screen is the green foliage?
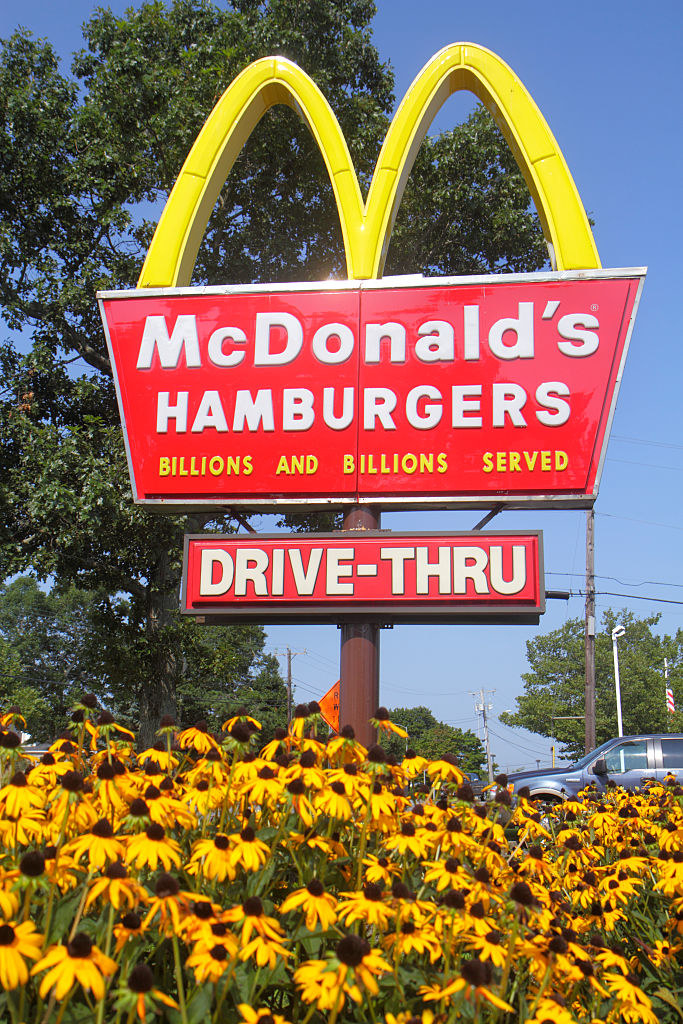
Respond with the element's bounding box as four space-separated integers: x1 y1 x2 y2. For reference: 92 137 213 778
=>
0 1 547 741
501 610 683 760
383 705 486 772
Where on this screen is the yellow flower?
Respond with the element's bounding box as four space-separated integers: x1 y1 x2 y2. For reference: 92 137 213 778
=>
238 1004 292 1024
176 720 219 754
337 884 395 929
0 920 43 990
114 961 179 1023
186 941 236 983
142 873 189 935
64 818 125 869
187 834 236 882
295 934 391 1011
126 823 181 871
86 861 148 911
32 932 117 1001
426 755 464 784
0 771 45 816
229 825 271 872
371 708 409 738
280 880 337 931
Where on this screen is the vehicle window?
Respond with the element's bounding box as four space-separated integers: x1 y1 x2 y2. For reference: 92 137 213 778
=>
661 739 683 771
604 741 648 773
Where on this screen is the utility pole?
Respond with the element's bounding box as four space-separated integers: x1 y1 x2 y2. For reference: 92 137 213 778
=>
473 689 495 783
584 508 596 752
274 648 306 724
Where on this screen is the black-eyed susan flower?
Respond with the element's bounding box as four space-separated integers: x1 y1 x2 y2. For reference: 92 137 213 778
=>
142 873 189 935
337 883 395 929
426 754 464 785
229 825 270 872
32 932 117 1001
371 707 409 739
113 911 147 953
0 920 43 990
280 879 337 931
177 720 219 754
113 961 178 1023
238 1004 292 1024
294 934 390 1011
187 833 236 882
384 919 442 962
86 860 148 911
64 818 125 869
126 822 181 872
185 940 236 983
0 771 45 816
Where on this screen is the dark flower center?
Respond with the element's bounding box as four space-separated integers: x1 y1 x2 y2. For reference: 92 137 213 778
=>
10 771 27 787
0 924 15 945
243 896 263 916
121 912 142 930
105 861 127 880
510 881 535 906
19 851 45 877
128 798 149 817
144 785 161 800
336 933 370 967
374 706 389 720
240 826 256 842
445 857 460 873
67 933 93 959
401 821 416 836
61 771 83 793
307 879 324 897
363 883 383 901
210 944 228 960
462 957 492 988
146 823 165 841
214 835 230 851
211 922 228 936
97 762 115 780
128 963 154 992
192 901 213 919
367 744 387 764
92 819 115 839
98 711 115 726
287 779 306 795
155 873 180 898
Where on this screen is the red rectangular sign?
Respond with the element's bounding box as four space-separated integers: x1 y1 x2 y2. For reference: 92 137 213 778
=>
99 269 644 510
182 532 545 624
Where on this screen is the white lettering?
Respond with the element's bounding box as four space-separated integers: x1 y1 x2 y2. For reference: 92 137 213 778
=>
326 548 355 595
289 548 324 595
406 386 442 430
557 313 600 356
137 315 201 369
489 545 527 595
492 383 527 427
283 389 315 431
234 549 269 596
416 546 451 595
207 326 247 367
323 387 354 430
364 322 406 364
363 388 397 431
453 547 489 594
199 550 234 596
254 312 303 365
312 323 355 364
380 547 415 595
191 390 228 433
452 385 482 427
415 321 454 362
488 302 534 359
232 390 275 432
156 391 188 433
536 382 570 426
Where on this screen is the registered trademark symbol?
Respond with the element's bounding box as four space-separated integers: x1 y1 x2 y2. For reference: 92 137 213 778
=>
591 303 599 311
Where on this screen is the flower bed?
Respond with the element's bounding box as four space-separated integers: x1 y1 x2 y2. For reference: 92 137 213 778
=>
0 701 682 1023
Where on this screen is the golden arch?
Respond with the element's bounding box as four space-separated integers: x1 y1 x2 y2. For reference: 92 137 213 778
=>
139 43 599 288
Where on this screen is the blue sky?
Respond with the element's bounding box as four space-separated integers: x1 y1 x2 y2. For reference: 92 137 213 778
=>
3 0 682 769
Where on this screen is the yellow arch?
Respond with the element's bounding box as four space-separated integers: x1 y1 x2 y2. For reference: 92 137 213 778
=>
139 43 599 288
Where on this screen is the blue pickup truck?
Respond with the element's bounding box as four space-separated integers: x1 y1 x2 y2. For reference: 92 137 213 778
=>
507 734 683 803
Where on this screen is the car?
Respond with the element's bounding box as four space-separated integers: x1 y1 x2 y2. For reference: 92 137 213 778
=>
463 769 486 798
507 734 683 804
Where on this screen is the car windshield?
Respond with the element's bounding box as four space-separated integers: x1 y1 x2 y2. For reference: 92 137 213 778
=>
569 738 626 771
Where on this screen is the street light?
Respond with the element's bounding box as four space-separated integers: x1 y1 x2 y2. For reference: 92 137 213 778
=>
612 624 626 737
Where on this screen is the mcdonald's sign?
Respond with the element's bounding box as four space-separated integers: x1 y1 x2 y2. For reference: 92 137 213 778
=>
99 44 645 511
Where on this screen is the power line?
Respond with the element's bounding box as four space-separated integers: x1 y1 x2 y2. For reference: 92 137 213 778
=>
597 511 683 532
547 571 683 590
611 434 683 451
607 457 683 472
573 590 683 607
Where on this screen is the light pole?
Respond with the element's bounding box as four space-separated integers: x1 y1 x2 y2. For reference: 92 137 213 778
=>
612 625 626 737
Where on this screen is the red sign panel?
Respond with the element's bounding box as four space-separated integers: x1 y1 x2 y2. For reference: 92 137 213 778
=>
99 270 644 509
182 532 544 624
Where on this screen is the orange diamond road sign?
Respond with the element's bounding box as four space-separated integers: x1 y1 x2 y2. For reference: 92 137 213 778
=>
319 681 340 733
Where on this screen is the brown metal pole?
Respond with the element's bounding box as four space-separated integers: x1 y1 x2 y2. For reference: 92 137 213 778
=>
585 508 596 753
339 506 380 748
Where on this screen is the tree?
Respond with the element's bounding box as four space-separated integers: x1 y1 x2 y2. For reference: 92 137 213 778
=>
0 1 547 744
383 706 486 773
501 610 683 761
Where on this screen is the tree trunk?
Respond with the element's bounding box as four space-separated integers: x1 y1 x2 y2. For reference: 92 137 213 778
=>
138 548 179 749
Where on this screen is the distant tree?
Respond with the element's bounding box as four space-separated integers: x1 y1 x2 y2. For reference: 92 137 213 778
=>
501 610 683 760
0 576 286 743
383 705 486 773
